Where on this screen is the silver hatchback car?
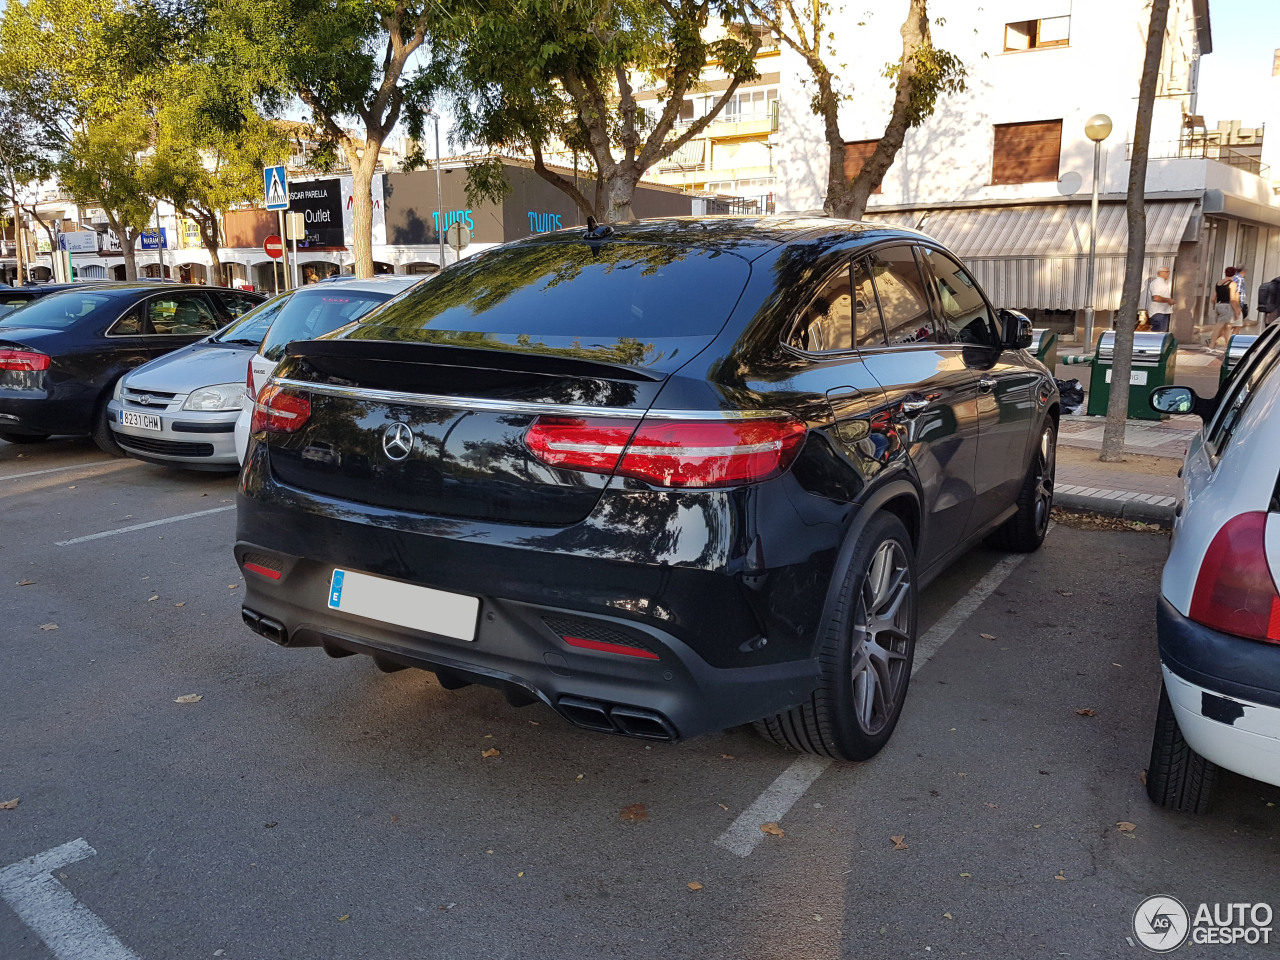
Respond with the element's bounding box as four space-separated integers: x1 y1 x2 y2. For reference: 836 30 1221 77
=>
107 295 286 470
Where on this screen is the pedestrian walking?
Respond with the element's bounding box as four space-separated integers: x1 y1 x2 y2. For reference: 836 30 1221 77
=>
1234 266 1250 325
1143 266 1174 332
1210 265 1241 349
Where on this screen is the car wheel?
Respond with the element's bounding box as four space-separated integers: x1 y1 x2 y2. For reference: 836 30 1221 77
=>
755 512 917 761
1146 681 1219 813
91 399 125 458
990 420 1056 553
0 431 50 444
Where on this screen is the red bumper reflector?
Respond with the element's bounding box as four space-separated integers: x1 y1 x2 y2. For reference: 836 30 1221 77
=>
561 634 660 660
243 561 282 581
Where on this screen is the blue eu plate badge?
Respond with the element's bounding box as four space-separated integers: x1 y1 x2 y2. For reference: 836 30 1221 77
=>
329 570 345 608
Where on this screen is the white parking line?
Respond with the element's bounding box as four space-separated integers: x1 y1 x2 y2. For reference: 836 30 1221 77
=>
3 460 134 482
0 838 142 960
715 550 1031 858
55 505 236 546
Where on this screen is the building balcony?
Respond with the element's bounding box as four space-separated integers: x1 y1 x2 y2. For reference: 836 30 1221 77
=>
1129 139 1270 180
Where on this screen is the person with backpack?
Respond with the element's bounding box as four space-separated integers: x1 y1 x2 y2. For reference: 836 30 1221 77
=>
1209 265 1241 350
1258 275 1280 325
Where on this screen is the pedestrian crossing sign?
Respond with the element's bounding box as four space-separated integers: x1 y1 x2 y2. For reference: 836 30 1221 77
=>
264 165 289 210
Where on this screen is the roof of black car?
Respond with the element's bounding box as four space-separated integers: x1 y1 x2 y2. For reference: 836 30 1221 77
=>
521 216 924 257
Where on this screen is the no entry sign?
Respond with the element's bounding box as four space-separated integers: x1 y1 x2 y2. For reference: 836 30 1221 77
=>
264 235 284 260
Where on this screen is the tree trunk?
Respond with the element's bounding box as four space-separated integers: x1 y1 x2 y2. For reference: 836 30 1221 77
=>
119 230 138 281
349 147 378 279
195 213 223 286
606 169 640 224
6 169 25 285
1100 0 1170 462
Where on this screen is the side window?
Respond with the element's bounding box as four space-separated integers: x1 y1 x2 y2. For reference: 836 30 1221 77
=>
921 247 998 345
852 257 886 346
221 292 260 318
1205 332 1280 460
146 295 220 335
867 245 937 344
789 263 854 353
110 308 143 336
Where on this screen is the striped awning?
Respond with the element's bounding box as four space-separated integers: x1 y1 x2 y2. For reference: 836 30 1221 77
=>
866 200 1197 311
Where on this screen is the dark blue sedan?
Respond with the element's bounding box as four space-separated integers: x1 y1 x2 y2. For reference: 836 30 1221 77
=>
0 282 262 450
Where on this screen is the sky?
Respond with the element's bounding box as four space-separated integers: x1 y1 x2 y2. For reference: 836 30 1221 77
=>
1195 0 1278 126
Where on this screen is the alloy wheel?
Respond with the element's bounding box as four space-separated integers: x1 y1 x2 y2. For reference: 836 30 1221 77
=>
849 539 913 736
1034 428 1056 537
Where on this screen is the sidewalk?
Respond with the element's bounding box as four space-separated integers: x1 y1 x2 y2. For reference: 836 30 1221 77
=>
1050 342 1210 524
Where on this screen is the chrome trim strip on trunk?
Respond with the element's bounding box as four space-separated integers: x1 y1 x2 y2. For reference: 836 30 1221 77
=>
270 377 782 421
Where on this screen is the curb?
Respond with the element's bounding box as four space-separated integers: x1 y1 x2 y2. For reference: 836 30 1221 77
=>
1056 491 1175 525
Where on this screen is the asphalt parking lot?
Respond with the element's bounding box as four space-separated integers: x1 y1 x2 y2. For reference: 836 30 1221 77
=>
2 438 1279 960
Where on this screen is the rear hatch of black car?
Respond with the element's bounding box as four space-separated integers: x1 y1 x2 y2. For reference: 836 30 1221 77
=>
255 239 753 526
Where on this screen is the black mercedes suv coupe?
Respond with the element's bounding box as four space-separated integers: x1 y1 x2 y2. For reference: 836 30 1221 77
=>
235 218 1058 761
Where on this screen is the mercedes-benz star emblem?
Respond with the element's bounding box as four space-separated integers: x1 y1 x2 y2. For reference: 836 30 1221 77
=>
381 422 414 461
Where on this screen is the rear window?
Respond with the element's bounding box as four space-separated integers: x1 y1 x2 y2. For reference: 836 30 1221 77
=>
212 293 289 346
343 242 751 344
0 291 116 329
259 289 394 361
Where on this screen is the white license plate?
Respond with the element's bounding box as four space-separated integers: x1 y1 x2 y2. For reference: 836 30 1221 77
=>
121 411 161 431
327 569 479 642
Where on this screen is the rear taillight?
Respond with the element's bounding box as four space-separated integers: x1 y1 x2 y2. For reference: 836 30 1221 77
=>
0 349 50 371
1189 512 1280 644
250 383 311 434
245 358 257 401
525 414 807 488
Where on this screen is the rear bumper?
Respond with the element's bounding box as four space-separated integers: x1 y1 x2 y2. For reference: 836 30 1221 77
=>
1157 596 1280 788
236 540 820 740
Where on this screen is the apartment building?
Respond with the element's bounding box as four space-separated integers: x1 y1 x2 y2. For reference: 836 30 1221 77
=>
775 0 1280 343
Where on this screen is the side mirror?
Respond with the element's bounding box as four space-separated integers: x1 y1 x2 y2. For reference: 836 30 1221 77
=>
1150 384 1216 420
999 309 1033 350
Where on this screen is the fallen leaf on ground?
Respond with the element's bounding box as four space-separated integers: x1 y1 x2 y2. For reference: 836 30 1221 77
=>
1116 821 1137 832
337 915 349 922
620 803 649 822
1057 590 1074 597
480 747 500 759
718 803 729 811
1139 770 1148 785
1054 870 1066 881
984 802 998 809
148 595 159 602
16 579 34 586
760 822 784 837
720 754 734 760
517 871 524 878
173 694 203 704
959 872 971 878
980 633 997 641
575 773 583 781
227 584 238 590
0 798 18 810
174 602 185 607
813 915 823 921
39 623 58 631
1075 708 1096 717
687 881 703 891
943 912 953 920
890 835 908 850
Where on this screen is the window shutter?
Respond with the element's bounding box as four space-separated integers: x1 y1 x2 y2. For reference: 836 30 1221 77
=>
991 120 1063 184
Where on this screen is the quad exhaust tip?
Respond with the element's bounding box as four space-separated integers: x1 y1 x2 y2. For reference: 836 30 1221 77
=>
241 607 289 646
557 696 677 741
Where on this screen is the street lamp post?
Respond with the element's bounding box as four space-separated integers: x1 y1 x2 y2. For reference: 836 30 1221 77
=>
426 109 445 272
1084 113 1113 349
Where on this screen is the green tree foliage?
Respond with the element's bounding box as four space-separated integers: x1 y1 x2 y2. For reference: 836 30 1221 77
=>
747 0 965 220
208 0 443 278
435 0 761 224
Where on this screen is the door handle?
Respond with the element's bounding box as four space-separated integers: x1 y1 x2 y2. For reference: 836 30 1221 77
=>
900 396 931 417
978 376 996 393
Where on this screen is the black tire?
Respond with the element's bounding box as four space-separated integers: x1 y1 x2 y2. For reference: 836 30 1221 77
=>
755 512 917 761
0 431 50 444
1147 681 1219 813
90 398 126 457
990 420 1056 552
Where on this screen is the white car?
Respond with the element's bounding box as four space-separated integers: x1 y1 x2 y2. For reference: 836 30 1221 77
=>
1146 324 1280 812
234 275 425 463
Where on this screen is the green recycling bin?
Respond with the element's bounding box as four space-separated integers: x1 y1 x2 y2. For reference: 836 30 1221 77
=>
1086 331 1177 421
1029 328 1058 370
1219 334 1257 386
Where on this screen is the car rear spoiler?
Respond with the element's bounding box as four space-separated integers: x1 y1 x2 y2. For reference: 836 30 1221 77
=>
285 338 667 383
